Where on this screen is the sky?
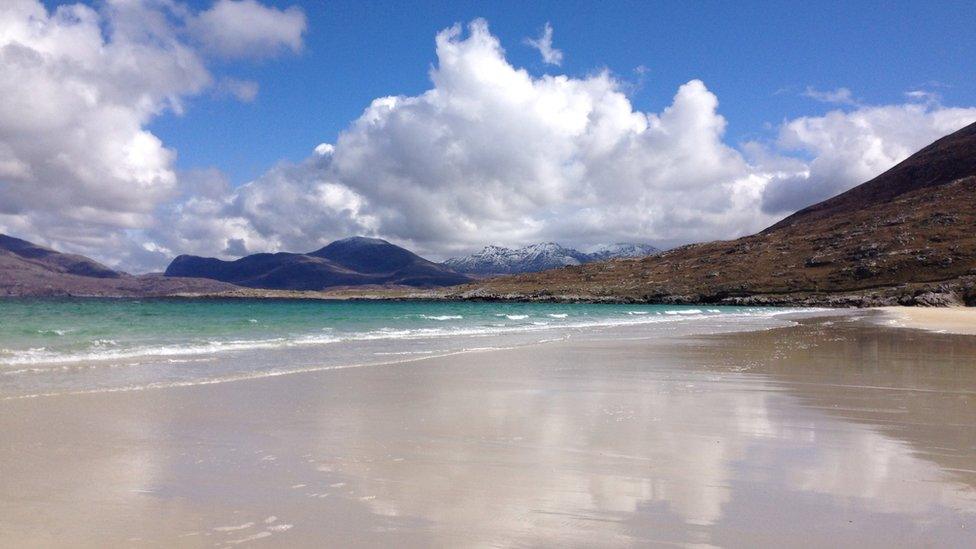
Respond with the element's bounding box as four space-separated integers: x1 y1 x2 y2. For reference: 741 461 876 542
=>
3 0 976 272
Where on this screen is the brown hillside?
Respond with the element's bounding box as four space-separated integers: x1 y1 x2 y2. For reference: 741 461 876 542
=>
768 122 976 230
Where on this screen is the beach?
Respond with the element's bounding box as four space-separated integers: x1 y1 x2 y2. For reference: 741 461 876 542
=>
0 308 974 547
878 306 976 335
3 1 975 547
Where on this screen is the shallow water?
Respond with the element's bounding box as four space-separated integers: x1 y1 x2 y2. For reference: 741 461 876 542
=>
0 299 814 398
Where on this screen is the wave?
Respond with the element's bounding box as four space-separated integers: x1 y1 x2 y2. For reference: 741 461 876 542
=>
0 334 339 366
373 350 441 356
420 315 463 321
0 307 819 367
547 313 568 318
498 314 528 320
3 344 526 401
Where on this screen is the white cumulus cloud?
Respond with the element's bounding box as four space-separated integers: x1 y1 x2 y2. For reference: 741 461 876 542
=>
761 102 976 213
0 0 305 268
158 20 770 260
154 20 976 267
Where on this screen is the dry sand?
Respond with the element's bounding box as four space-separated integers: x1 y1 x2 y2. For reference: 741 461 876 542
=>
878 306 976 335
0 312 974 547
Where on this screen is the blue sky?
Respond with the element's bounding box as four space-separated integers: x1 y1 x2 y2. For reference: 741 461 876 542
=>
5 0 976 270
149 0 976 185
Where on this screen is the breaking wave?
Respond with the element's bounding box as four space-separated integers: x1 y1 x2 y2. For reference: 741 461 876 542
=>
0 307 811 367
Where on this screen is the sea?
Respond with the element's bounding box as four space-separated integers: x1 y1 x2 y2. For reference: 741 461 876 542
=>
0 298 817 399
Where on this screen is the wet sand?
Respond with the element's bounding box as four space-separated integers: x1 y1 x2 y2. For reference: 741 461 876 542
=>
1 313 975 547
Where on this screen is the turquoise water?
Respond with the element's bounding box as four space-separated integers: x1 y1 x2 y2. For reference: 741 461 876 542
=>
0 298 808 399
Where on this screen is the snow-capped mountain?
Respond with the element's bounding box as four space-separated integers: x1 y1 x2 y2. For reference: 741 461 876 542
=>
443 242 659 275
443 243 589 275
585 243 661 262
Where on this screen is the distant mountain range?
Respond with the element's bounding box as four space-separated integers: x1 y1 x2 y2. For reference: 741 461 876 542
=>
164 237 472 290
443 242 660 275
0 234 232 297
455 121 976 306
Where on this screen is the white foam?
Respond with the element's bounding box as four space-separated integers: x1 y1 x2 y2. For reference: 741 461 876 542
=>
0 307 823 369
227 531 272 545
214 522 254 532
420 315 463 320
547 313 568 318
2 344 521 400
0 334 339 366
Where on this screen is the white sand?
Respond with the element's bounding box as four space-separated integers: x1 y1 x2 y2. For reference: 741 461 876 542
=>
877 306 976 335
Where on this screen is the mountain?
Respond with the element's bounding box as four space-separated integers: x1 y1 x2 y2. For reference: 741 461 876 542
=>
165 236 472 290
0 234 120 279
0 234 234 297
443 242 659 275
453 122 976 307
444 243 590 275
586 243 661 262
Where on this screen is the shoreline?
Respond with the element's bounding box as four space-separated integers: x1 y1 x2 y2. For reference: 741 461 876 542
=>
2 311 975 546
0 305 827 402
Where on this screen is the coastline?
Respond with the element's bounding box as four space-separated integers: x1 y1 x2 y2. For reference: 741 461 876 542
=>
174 274 976 308
1 310 974 546
6 268 975 309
